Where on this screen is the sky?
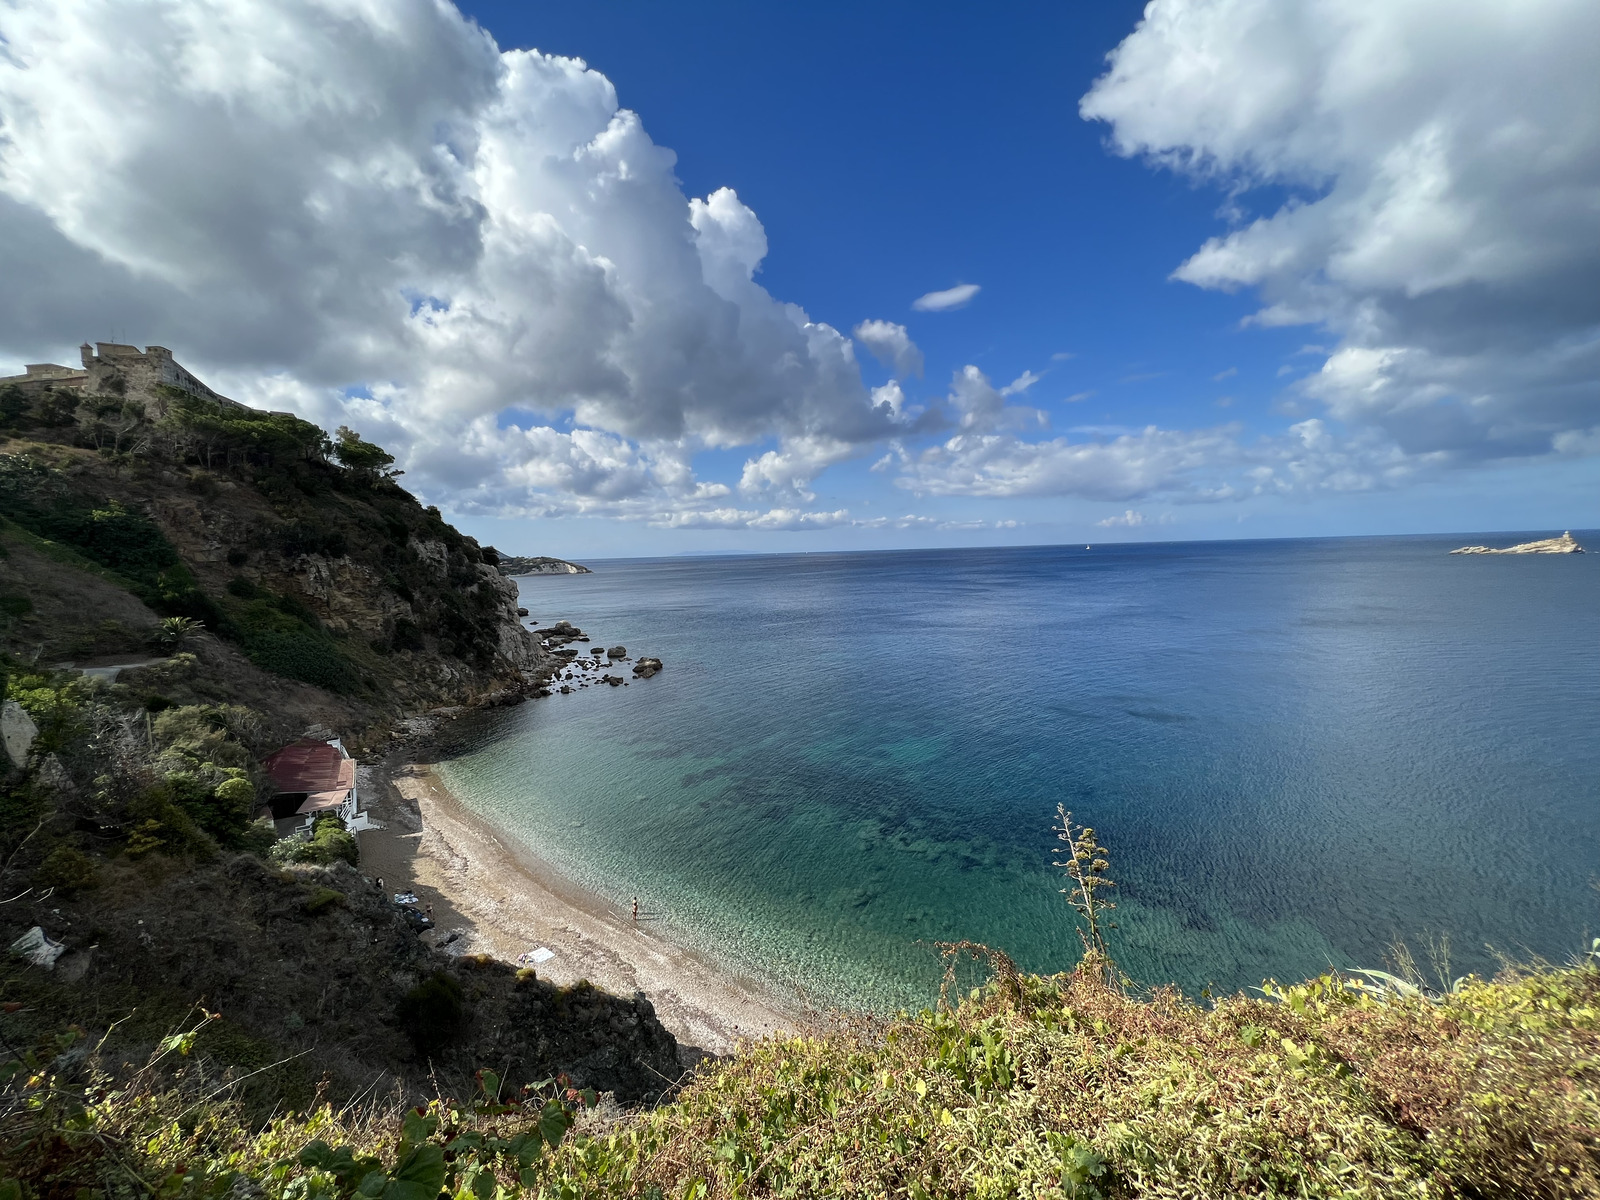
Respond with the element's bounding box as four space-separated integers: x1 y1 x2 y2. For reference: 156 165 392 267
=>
1 0 1596 557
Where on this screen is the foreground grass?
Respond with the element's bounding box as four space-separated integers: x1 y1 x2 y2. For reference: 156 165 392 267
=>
5 957 1599 1199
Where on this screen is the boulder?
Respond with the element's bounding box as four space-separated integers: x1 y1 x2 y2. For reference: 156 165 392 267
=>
607 645 627 658
1 700 38 769
632 657 663 679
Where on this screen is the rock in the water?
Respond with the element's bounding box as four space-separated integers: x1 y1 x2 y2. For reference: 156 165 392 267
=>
1451 531 1584 555
632 656 663 679
607 645 627 658
602 675 623 687
517 607 529 617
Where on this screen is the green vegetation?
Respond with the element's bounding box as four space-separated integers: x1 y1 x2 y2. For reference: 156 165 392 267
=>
2 955 1596 1198
270 815 359 867
0 1010 592 1200
0 454 217 624
2 660 272 864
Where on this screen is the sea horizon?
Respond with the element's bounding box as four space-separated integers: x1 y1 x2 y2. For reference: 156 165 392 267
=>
566 525 1599 565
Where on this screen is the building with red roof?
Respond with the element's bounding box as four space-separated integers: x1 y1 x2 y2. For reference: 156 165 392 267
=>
262 736 366 834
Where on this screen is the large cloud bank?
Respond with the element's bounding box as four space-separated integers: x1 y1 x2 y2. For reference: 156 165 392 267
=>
1082 0 1600 468
2 0 1595 530
0 0 914 525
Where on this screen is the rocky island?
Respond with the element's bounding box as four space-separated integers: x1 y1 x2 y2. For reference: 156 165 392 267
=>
1450 530 1585 554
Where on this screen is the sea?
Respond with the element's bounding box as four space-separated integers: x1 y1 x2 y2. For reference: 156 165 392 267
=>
434 534 1600 1012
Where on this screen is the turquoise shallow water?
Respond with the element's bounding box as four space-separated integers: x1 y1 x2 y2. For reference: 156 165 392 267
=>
435 535 1600 1011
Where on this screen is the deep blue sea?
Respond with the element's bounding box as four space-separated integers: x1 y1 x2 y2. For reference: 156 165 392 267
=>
435 534 1600 1011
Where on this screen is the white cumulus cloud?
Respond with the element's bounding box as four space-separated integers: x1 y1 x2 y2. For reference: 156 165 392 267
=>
1081 0 1600 468
0 0 903 525
852 320 924 378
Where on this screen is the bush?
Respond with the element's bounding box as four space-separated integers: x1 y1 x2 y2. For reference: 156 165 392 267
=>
124 783 215 860
236 816 278 857
269 817 358 867
397 971 465 1055
213 775 256 815
302 886 344 915
238 629 354 692
278 520 349 559
34 844 99 894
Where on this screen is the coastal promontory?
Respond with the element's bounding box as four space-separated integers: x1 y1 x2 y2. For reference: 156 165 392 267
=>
496 554 591 575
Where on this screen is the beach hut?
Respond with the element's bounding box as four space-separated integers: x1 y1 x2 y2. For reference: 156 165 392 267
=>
262 736 372 836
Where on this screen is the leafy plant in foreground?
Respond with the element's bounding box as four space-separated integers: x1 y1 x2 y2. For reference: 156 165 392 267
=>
297 1074 592 1200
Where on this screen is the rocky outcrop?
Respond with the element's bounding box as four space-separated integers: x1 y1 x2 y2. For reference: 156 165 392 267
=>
632 657 663 679
497 556 591 576
1451 531 1585 554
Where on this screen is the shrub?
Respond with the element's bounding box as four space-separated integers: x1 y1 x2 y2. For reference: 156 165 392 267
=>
0 383 28 426
397 971 465 1055
124 783 215 859
303 886 344 915
213 775 256 815
34 844 99 894
279 520 349 559
236 816 278 857
269 816 358 868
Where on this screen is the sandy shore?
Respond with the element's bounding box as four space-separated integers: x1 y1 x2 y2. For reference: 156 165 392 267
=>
357 755 809 1057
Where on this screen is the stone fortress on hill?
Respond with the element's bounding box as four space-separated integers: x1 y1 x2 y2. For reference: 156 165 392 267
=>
1 341 244 416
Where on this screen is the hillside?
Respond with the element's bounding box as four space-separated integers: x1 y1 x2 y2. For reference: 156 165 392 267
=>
1 366 548 743
0 359 689 1183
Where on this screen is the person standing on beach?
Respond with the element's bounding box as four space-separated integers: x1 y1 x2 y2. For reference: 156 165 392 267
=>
632 897 638 923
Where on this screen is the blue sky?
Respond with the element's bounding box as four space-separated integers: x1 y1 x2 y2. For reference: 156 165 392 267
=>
2 0 1596 555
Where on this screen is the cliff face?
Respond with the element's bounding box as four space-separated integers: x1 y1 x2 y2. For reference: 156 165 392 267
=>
0 373 549 735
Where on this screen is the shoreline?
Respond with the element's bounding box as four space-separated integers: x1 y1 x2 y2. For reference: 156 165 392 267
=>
357 747 810 1058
